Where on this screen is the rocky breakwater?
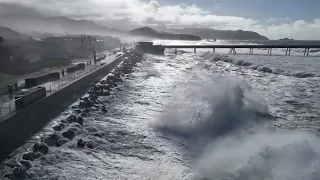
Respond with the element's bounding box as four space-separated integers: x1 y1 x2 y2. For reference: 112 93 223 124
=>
1 51 144 180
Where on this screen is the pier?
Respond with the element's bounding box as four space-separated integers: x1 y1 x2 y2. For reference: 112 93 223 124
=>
159 44 320 56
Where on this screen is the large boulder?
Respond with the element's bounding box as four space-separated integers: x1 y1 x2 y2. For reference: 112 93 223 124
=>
39 143 49 154
79 99 93 108
53 123 66 131
77 139 86 148
67 114 77 123
87 142 95 149
11 167 28 179
33 142 49 154
22 152 35 161
77 116 84 126
260 67 272 73
56 139 68 147
62 128 76 140
43 133 61 146
20 160 32 170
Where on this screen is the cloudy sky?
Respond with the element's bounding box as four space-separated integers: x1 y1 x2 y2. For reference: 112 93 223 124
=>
0 0 319 40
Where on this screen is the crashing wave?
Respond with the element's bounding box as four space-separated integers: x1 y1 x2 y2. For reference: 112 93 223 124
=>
195 131 320 180
156 78 268 138
208 53 318 78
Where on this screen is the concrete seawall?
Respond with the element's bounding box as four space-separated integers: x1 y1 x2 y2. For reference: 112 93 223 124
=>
0 53 130 162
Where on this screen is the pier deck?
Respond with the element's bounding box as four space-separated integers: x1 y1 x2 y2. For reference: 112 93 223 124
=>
160 44 320 55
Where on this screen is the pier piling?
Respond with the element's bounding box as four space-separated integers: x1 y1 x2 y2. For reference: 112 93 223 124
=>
229 48 236 54
304 48 310 56
249 48 254 54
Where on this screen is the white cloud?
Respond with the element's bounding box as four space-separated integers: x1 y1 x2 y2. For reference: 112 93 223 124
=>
0 0 319 40
250 19 320 40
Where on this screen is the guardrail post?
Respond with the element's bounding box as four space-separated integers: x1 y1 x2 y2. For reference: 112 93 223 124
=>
194 48 196 53
213 48 215 53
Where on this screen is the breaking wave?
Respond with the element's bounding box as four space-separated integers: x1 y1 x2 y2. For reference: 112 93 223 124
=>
154 53 320 180
194 130 320 180
208 53 320 78
156 77 268 138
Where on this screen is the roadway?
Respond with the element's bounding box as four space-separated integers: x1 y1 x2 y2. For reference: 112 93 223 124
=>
0 51 121 122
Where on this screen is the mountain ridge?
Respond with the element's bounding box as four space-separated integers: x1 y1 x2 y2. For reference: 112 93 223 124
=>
0 14 268 41
129 27 202 41
166 28 269 40
0 15 123 37
0 26 30 41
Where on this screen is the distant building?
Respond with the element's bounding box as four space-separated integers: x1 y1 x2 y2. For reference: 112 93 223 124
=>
26 53 41 62
0 37 14 71
42 35 97 58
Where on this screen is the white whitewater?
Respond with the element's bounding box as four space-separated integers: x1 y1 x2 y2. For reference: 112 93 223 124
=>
4 40 320 180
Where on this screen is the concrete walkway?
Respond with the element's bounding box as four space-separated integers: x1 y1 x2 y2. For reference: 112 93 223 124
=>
0 52 119 122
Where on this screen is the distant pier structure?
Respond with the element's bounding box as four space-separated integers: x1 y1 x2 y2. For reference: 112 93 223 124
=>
159 44 320 56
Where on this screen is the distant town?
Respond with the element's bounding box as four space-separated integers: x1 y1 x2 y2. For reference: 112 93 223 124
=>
0 29 121 78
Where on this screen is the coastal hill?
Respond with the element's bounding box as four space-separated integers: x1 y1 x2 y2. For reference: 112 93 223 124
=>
0 2 266 40
129 27 202 41
0 12 266 41
166 28 269 40
0 15 122 37
0 26 30 41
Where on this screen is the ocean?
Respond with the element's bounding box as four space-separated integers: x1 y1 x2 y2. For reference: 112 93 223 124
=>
2 40 320 180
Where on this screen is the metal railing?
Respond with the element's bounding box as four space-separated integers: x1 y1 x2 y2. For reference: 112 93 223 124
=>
0 68 59 96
